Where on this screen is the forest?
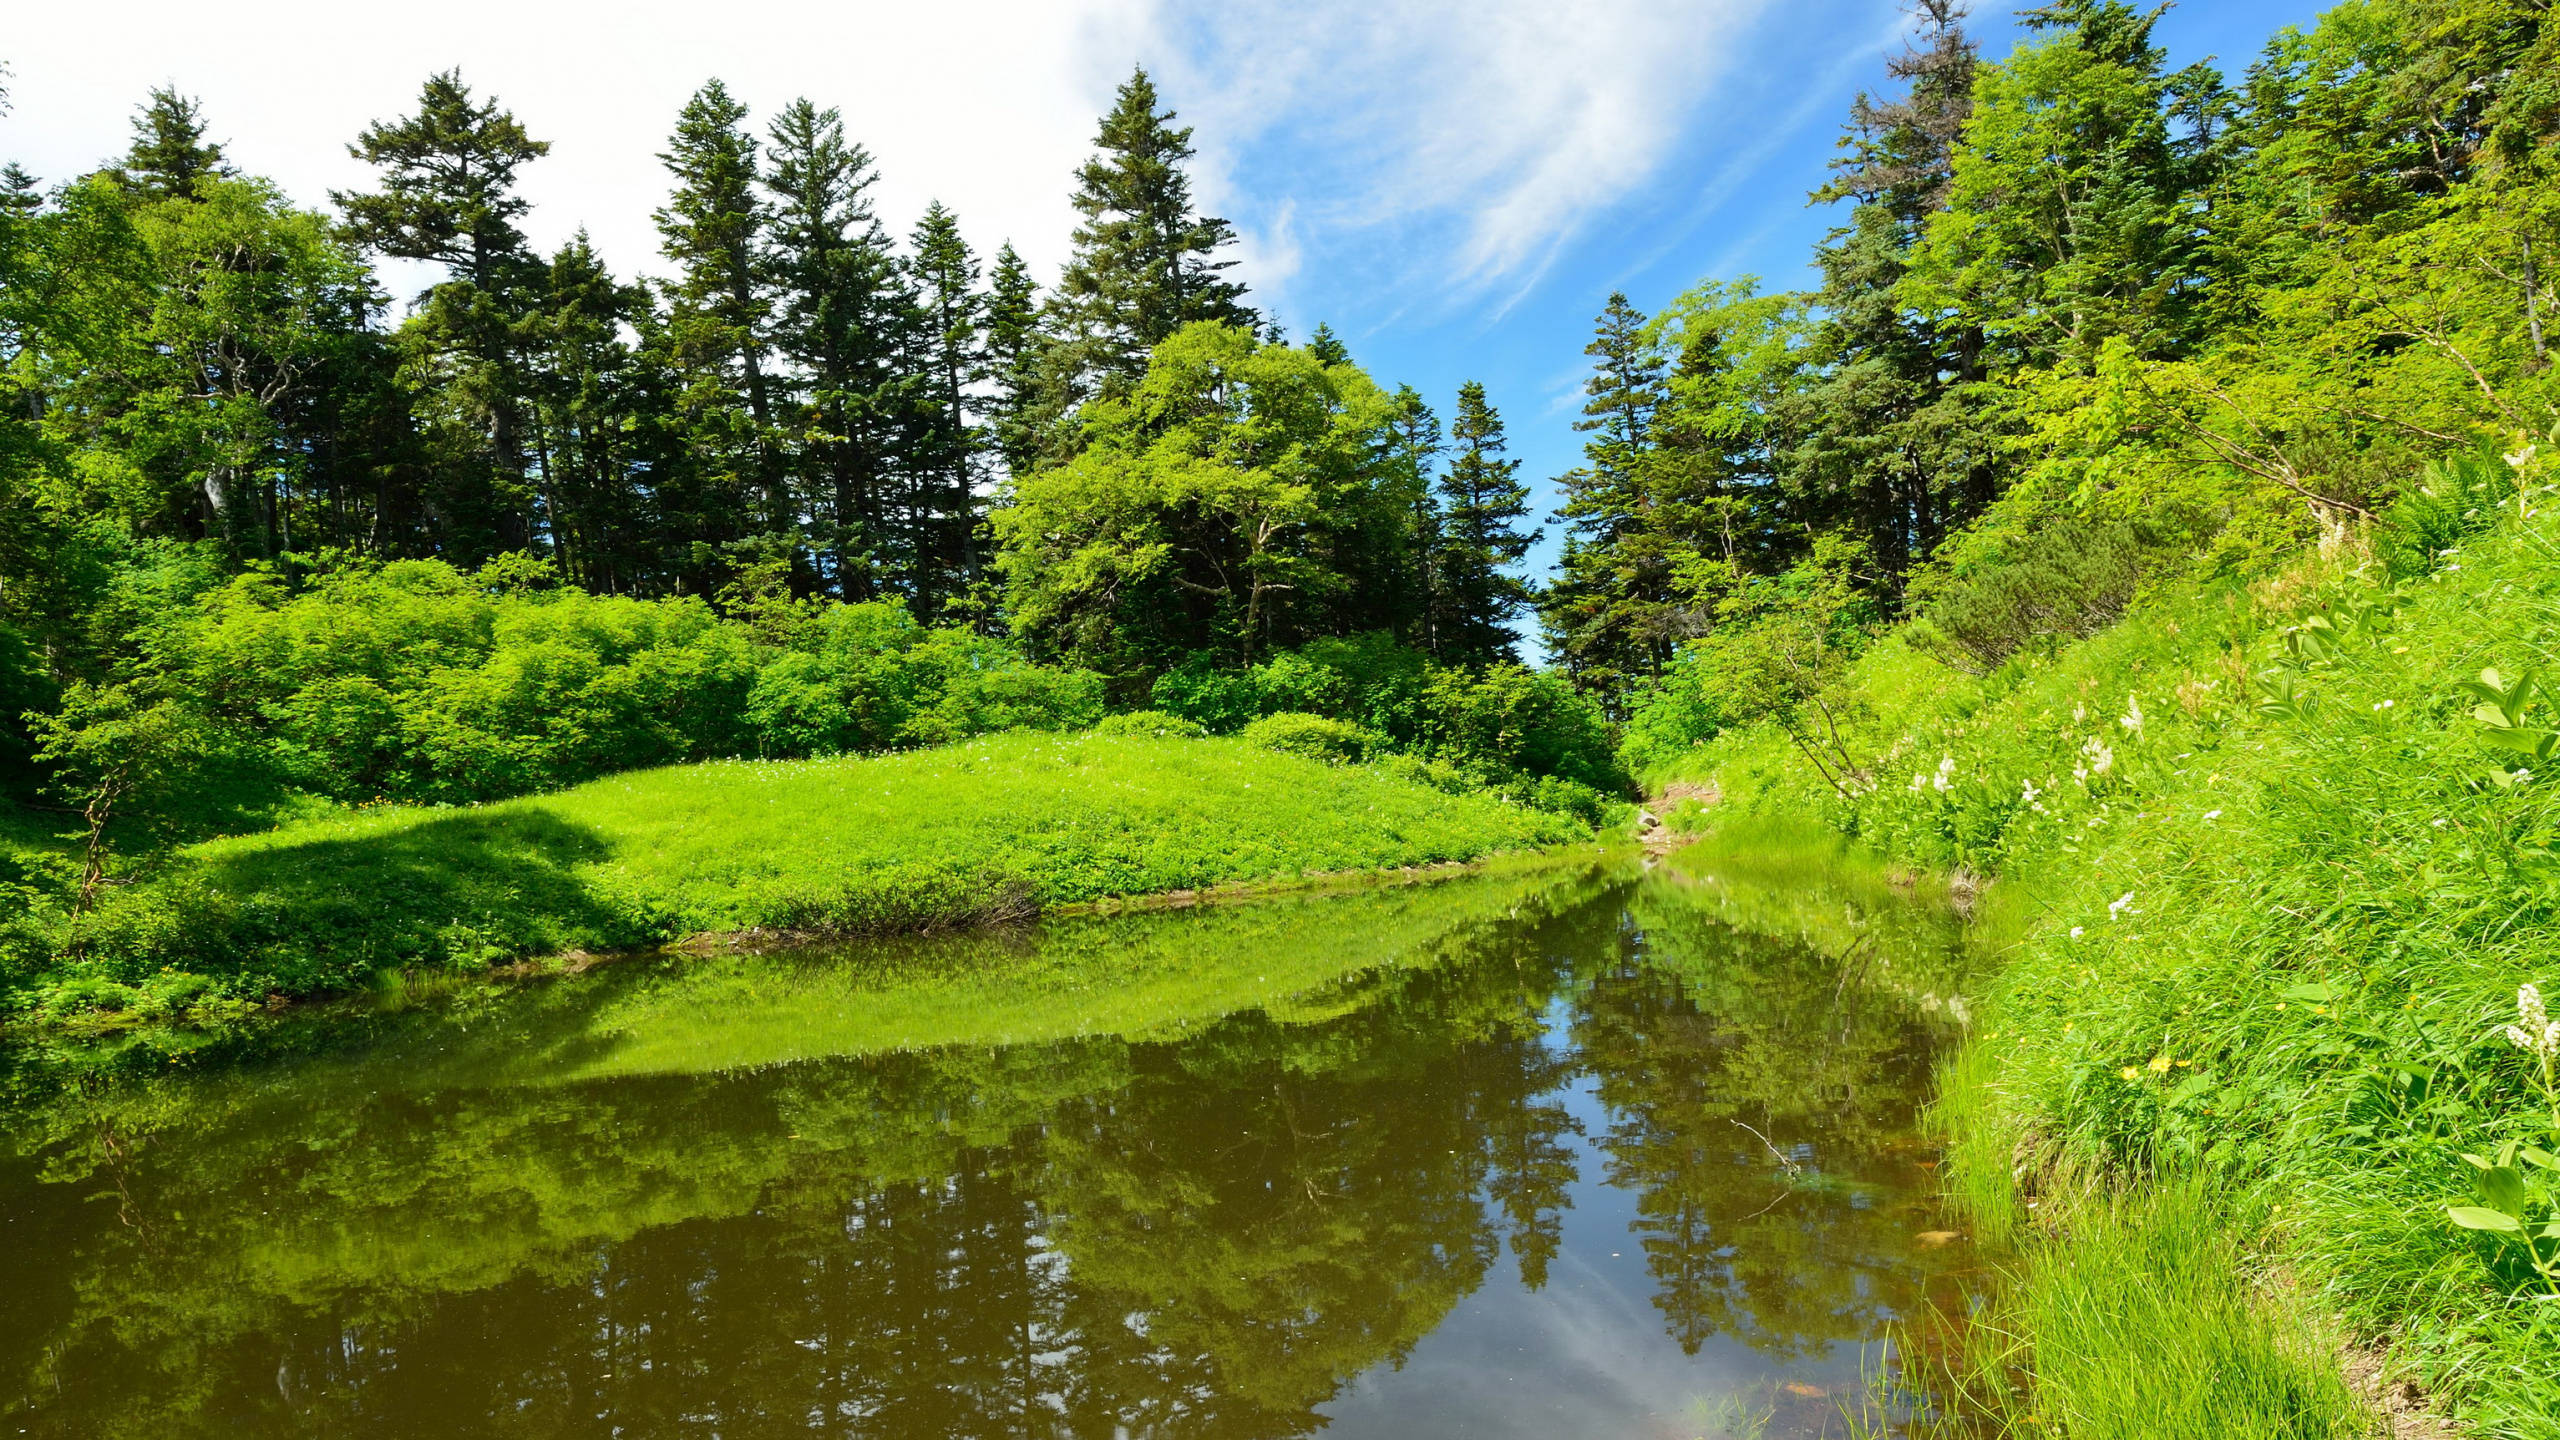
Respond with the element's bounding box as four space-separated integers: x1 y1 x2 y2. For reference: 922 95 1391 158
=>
6 0 2560 1429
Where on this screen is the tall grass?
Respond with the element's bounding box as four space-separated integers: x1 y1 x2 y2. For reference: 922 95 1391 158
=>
1669 483 2560 1433
1908 1182 2364 1440
21 731 1587 1020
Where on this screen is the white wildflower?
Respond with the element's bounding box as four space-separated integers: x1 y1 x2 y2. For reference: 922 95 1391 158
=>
2203 809 2222 821
2081 736 2115 775
2108 891 2136 920
1910 772 1928 793
2021 778 2042 804
2509 984 2560 1059
1932 755 1956 793
1947 996 1972 1025
2073 703 2088 723
2070 926 2086 938
2120 695 2145 736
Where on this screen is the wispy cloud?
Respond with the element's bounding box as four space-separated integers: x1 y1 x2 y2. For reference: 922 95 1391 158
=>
1131 0 1779 317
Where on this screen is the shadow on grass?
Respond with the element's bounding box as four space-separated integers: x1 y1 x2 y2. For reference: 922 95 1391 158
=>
123 806 665 993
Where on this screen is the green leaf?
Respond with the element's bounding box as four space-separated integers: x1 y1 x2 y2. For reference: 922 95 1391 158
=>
2449 1205 2524 1232
2476 727 2559 759
2480 1165 2529 1217
2520 1146 2560 1172
2278 982 2335 1004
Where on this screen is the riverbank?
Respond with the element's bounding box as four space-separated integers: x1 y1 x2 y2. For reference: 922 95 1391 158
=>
1660 506 2560 1434
14 731 1588 1028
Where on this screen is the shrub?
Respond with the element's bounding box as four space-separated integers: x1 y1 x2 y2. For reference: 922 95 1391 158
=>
1911 516 2152 676
1239 712 1373 764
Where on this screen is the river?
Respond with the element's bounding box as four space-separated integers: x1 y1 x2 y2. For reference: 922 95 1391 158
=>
0 845 1986 1438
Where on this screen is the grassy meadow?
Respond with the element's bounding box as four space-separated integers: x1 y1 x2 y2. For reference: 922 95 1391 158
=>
31 731 1585 1022
1661 503 2560 1434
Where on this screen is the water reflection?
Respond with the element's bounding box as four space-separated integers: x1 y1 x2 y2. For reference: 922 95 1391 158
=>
0 851 1982 1438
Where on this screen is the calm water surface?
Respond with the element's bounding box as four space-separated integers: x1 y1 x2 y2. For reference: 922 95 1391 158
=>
0 850 1985 1438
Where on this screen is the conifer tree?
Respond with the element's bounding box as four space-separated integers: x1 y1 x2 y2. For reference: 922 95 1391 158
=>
1042 67 1255 439
761 98 908 600
336 71 551 557
116 88 228 201
1787 0 1992 595
0 165 40 215
656 80 782 534
1540 292 1673 700
1436 382 1539 664
524 232 660 593
1305 323 1350 366
982 242 1045 482
908 201 985 606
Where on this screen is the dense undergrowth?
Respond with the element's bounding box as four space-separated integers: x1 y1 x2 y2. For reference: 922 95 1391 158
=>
1658 459 2560 1434
9 732 1585 1027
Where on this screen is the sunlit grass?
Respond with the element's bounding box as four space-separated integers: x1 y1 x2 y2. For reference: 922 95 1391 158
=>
63 732 1586 1005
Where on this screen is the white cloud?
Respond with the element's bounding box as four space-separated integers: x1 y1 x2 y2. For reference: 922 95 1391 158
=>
2 0 1773 321
1136 0 1777 316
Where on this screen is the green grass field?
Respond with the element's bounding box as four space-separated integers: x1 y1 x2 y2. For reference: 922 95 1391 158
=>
33 731 1586 1019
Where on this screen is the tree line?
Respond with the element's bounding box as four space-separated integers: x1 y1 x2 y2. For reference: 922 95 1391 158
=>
1539 0 2557 733
0 64 1544 702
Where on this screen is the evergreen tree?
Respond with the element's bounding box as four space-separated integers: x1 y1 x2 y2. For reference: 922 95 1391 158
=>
523 232 664 593
0 164 41 216
761 97 909 600
982 242 1045 482
1042 67 1255 441
1435 382 1539 664
1305 323 1350 366
1387 383 1443 652
1785 0 1992 598
908 201 985 609
656 80 782 536
1540 293 1673 700
116 88 229 201
335 71 551 558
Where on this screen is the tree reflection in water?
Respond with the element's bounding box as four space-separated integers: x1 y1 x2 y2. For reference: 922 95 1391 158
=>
0 853 1978 1438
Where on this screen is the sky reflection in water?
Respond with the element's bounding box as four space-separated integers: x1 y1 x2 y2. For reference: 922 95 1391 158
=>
0 850 1984 1438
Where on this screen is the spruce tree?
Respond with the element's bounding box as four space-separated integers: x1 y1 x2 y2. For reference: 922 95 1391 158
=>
338 72 547 297
908 201 984 606
0 164 39 215
336 71 551 558
656 80 783 534
1436 382 1539 664
117 88 228 201
1788 0 1992 597
1540 293 1673 700
1043 67 1255 433
1305 323 1350 366
982 242 1045 482
761 98 908 600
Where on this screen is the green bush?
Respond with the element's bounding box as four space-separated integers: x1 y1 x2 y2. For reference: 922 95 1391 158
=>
1150 633 1629 805
44 556 1104 818
1912 516 2153 676
1238 712 1373 764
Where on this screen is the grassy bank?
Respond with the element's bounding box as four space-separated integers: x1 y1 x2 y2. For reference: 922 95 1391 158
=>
1662 506 2560 1434
15 731 1586 1026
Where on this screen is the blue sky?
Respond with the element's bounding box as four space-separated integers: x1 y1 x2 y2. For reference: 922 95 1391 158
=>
1218 0 2335 579
4 0 2330 585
